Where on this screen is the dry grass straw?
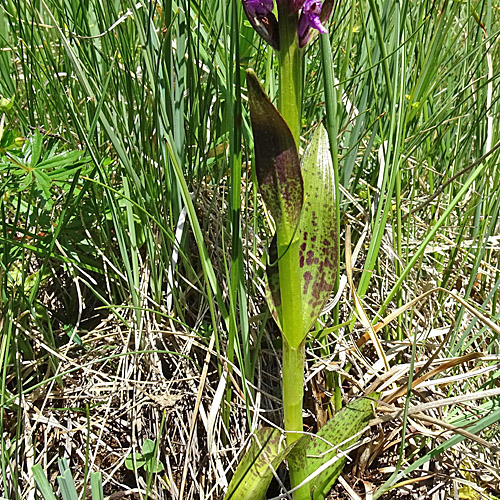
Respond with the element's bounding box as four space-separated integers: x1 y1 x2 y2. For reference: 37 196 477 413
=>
2 0 499 498
6 169 500 500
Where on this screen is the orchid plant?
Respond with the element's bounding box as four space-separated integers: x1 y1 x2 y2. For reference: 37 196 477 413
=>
224 2 378 499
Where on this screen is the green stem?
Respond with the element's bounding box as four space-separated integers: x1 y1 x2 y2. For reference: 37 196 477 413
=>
277 1 302 146
282 338 305 442
276 4 306 497
277 218 309 500
282 338 307 496
277 235 303 339
277 232 306 456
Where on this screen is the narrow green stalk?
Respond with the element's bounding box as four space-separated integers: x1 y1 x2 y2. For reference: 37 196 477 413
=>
277 233 306 487
276 4 307 496
282 338 307 494
367 0 393 103
277 1 302 146
278 220 309 498
277 237 304 337
394 6 403 342
0 306 12 496
224 0 247 437
282 338 305 442
395 169 403 342
340 0 357 85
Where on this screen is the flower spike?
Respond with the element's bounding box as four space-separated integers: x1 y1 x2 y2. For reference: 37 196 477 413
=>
242 0 280 50
242 0 333 49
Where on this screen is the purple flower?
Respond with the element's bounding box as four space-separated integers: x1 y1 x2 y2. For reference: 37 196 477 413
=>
242 0 333 49
242 0 280 50
298 0 327 37
297 0 333 47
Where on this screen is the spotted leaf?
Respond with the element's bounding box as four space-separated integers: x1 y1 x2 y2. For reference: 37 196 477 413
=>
288 393 379 499
246 69 304 243
265 234 282 329
296 123 337 336
224 427 297 500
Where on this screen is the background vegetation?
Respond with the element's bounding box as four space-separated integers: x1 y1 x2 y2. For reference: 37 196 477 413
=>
1 0 500 498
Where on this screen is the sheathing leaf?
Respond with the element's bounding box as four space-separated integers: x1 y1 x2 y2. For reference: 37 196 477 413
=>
247 72 337 340
246 69 303 240
265 234 282 329
288 393 379 499
224 427 295 500
297 124 337 335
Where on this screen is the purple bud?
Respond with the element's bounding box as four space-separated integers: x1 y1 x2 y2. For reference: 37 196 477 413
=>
242 0 280 50
245 0 274 16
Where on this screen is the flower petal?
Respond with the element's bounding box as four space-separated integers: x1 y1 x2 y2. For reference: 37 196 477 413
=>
298 0 333 47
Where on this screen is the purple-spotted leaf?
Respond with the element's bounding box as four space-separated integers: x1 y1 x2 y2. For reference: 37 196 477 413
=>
265 234 282 329
296 123 337 336
246 69 304 242
224 427 297 500
288 393 379 499
260 123 337 344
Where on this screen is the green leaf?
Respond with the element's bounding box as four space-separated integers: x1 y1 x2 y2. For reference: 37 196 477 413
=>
57 459 79 500
265 234 282 329
263 124 338 342
37 150 87 170
246 69 303 242
90 472 104 500
0 96 14 111
32 464 58 500
224 427 297 500
58 469 79 500
296 123 338 335
33 168 52 201
125 439 164 473
288 393 379 499
125 452 147 470
140 438 165 473
0 125 21 150
19 170 33 191
51 165 87 181
30 129 43 168
144 459 165 474
64 324 83 346
141 438 156 456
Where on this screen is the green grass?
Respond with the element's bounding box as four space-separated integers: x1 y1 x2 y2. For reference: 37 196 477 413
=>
1 0 500 498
